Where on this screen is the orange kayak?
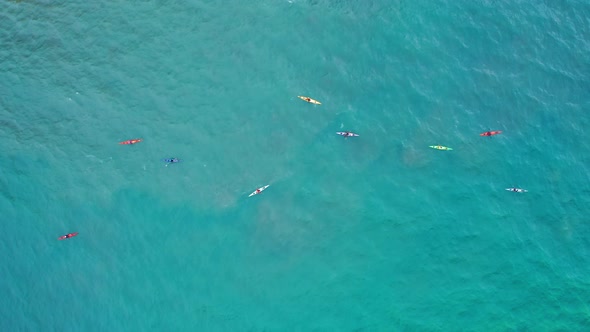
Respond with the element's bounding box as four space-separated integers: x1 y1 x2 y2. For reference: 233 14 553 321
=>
119 139 142 145
480 131 502 137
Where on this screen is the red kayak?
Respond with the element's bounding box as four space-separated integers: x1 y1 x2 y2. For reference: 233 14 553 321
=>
480 131 502 137
58 232 78 241
119 139 142 145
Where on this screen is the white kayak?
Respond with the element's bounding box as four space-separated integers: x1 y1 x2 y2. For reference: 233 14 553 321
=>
249 185 270 197
298 96 321 105
506 188 527 193
336 131 359 137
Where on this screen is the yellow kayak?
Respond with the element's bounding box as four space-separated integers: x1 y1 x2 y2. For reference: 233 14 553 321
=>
298 96 321 105
429 145 453 151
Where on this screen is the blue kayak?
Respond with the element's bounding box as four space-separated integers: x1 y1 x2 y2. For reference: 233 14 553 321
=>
163 158 181 164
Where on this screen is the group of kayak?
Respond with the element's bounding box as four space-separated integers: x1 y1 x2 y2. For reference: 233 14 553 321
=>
425 130 526 192
430 131 526 192
57 98 522 241
120 139 181 165
299 96 528 193
298 96 361 137
428 131 503 151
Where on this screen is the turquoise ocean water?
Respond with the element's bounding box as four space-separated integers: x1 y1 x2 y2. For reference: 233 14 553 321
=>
1 0 590 330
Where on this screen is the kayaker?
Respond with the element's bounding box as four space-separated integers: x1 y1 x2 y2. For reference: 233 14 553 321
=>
58 232 78 240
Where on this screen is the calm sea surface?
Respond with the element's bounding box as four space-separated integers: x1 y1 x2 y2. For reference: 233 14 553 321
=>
1 0 589 330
